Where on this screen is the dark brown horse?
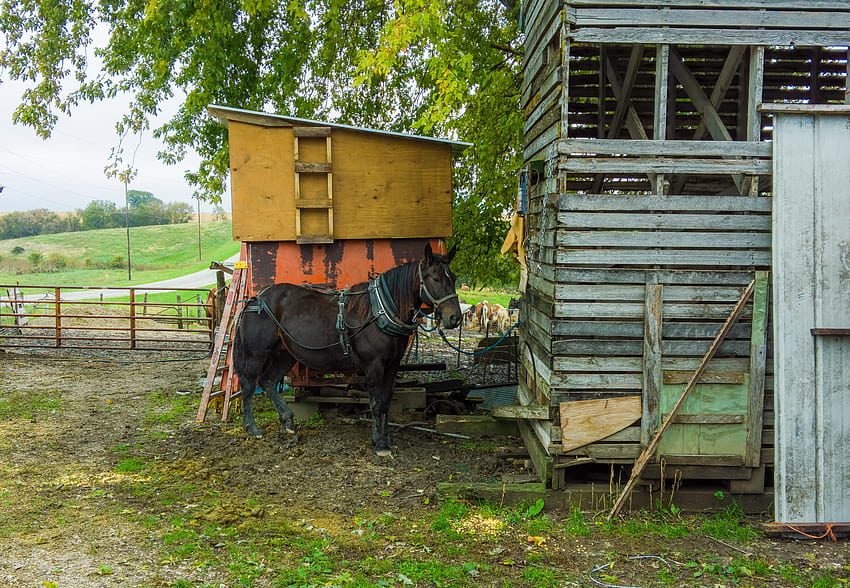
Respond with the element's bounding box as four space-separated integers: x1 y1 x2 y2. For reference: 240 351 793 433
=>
232 243 460 456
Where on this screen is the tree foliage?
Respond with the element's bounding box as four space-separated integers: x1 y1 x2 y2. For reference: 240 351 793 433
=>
0 0 524 285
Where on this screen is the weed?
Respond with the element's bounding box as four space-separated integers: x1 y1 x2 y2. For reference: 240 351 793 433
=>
562 505 591 536
700 500 761 543
115 457 147 473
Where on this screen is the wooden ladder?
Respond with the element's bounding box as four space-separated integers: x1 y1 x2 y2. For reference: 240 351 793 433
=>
294 126 334 244
196 262 250 423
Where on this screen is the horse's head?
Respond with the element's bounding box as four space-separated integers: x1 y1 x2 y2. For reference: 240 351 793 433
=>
419 243 462 329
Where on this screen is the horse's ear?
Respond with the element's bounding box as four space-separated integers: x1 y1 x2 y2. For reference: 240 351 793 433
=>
446 245 457 263
424 242 434 264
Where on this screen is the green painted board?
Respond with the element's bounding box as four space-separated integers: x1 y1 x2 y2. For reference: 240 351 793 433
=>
658 374 749 458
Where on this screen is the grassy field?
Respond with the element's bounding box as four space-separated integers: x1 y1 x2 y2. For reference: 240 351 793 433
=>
0 221 239 287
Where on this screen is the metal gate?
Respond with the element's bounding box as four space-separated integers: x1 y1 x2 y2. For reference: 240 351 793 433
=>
0 285 215 353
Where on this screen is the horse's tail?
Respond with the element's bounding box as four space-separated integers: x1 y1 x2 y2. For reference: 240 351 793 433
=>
231 300 252 379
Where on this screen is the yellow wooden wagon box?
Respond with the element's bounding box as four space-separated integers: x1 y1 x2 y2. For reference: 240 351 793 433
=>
208 105 468 245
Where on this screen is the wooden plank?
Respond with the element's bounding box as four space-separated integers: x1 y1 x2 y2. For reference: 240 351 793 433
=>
554 268 757 285
556 230 771 249
558 138 771 157
559 157 770 175
295 234 334 244
293 126 331 137
604 55 651 142
657 454 744 467
567 0 850 7
554 339 751 360
294 198 333 209
554 301 755 320
553 356 749 373
607 279 755 520
555 284 752 303
229 123 296 241
642 281 662 446
574 8 850 28
810 328 850 336
560 396 642 452
664 371 744 385
745 271 769 467
570 28 850 46
556 212 771 230
663 414 745 425
294 162 332 173
555 249 771 266
556 194 773 212
492 405 550 420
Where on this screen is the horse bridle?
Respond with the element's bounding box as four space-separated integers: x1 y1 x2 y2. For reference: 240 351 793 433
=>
418 260 458 315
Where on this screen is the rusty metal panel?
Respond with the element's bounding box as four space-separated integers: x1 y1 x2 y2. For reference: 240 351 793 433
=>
246 238 447 294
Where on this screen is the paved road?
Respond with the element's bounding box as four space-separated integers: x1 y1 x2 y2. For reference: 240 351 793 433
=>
15 253 241 302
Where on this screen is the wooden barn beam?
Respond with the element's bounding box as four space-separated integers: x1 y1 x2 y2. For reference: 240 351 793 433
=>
653 44 670 194
673 45 747 194
604 55 650 141
592 46 645 193
744 46 765 196
669 48 745 193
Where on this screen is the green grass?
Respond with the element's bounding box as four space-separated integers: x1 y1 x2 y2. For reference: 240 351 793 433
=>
0 220 238 286
457 289 516 308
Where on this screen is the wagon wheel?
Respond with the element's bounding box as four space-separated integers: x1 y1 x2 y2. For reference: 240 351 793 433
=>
424 398 466 416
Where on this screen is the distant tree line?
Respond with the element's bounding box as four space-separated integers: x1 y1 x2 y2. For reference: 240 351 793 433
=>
0 191 194 240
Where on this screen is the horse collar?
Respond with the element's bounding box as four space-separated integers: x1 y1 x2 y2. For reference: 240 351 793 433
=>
369 275 418 336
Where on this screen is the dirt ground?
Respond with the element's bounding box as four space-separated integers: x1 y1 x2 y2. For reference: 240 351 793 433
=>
0 335 847 587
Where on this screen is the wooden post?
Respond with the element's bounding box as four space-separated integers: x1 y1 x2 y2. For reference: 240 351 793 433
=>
641 278 663 447
176 294 183 330
129 288 136 349
744 271 769 468
607 279 755 521
653 44 669 195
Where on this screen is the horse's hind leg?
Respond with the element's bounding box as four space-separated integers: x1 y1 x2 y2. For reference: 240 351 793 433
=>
260 347 297 436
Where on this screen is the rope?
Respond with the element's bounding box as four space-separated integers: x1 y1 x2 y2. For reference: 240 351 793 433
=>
435 320 522 356
772 522 837 540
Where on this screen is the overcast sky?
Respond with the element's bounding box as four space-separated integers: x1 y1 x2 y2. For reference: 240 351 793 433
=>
0 78 230 213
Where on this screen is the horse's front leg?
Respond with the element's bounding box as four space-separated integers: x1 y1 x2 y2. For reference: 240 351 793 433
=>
367 370 395 457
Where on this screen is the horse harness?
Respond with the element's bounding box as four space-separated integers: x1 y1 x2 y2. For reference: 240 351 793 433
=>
243 260 457 360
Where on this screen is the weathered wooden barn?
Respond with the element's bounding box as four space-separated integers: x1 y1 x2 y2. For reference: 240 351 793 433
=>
516 0 850 510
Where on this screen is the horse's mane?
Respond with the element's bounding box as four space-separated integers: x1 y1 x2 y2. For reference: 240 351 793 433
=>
345 260 420 323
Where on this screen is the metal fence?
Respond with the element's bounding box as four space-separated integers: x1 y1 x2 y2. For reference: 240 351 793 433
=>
0 285 215 352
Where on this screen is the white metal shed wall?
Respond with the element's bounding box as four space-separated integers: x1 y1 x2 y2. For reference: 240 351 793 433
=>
768 104 850 523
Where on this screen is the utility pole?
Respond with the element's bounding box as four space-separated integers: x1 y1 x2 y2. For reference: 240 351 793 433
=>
124 181 132 280
196 197 202 261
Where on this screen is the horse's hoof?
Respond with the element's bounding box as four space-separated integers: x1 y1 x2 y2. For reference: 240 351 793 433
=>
245 427 263 438
375 449 394 459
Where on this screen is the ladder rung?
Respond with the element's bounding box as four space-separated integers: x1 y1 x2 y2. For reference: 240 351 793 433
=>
294 126 331 137
295 198 333 209
296 234 334 244
295 162 332 173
